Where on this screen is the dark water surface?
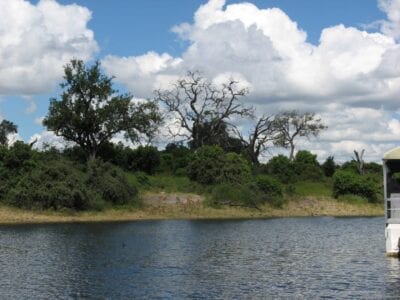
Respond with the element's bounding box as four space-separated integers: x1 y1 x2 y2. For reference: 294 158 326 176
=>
0 217 398 299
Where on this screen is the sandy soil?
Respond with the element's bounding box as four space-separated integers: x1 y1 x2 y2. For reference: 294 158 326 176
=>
0 193 383 225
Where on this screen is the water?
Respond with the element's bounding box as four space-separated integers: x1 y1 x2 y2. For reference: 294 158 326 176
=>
0 217 398 299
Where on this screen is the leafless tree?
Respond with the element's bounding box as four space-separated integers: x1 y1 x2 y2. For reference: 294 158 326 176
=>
353 149 365 175
233 114 278 164
155 71 253 148
274 111 327 161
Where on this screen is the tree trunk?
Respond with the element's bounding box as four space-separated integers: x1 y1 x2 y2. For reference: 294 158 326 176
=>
289 141 295 162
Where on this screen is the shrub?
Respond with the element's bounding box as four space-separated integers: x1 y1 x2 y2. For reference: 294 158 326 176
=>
294 150 319 165
86 160 138 205
158 144 191 175
187 145 251 185
266 155 295 183
332 170 378 202
211 183 262 208
219 152 251 184
187 145 224 185
254 175 283 197
322 156 336 177
293 163 325 182
126 146 160 175
7 160 96 210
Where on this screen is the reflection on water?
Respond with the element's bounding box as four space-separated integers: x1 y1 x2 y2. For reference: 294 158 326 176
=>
0 217 397 298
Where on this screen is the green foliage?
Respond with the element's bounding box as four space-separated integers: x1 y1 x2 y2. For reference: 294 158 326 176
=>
7 160 96 210
364 162 382 174
158 143 192 175
86 160 138 206
123 146 160 174
0 120 17 146
187 145 225 185
293 163 324 182
322 156 336 177
254 175 283 197
292 150 324 181
187 145 251 185
44 59 161 160
340 160 358 174
3 141 35 171
393 172 400 184
0 143 139 211
294 150 319 165
266 155 295 183
219 152 251 184
211 183 262 208
332 170 378 202
293 181 332 197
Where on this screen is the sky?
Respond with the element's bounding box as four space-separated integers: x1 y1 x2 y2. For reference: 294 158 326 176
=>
1 0 400 162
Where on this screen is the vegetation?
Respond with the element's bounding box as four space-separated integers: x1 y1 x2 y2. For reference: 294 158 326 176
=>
0 60 385 219
43 59 161 161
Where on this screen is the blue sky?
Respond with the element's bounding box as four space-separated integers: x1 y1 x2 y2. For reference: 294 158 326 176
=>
2 0 400 161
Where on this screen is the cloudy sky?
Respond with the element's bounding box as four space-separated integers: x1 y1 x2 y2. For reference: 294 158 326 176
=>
2 0 400 162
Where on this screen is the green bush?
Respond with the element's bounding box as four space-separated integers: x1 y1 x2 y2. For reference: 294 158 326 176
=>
294 150 319 165
86 160 138 205
7 160 96 210
187 145 251 185
6 158 139 211
332 170 378 202
219 152 251 184
266 155 295 183
293 163 325 181
126 146 160 175
254 175 283 197
187 145 224 185
211 183 262 208
322 156 336 177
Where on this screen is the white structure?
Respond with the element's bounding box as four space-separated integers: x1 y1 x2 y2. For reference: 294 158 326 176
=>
383 147 400 256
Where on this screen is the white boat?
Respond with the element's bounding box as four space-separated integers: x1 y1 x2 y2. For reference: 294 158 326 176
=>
383 147 400 256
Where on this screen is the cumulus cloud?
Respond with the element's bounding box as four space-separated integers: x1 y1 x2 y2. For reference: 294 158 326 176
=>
379 0 400 39
99 0 400 162
0 0 98 95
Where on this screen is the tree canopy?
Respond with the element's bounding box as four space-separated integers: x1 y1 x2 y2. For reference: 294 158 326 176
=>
274 111 327 161
155 71 253 149
44 59 162 160
0 120 17 147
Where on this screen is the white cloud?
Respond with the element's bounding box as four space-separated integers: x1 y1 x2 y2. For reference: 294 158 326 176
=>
0 0 98 95
29 131 69 150
99 0 400 162
379 0 400 39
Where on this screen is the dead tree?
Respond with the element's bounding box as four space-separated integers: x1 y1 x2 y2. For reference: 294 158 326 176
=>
353 149 365 175
234 114 278 164
274 111 327 161
155 71 253 148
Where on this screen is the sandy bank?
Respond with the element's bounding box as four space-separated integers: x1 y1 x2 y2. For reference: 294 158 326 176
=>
0 193 383 225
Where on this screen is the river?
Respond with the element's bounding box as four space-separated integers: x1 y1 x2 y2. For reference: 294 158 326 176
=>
0 217 397 298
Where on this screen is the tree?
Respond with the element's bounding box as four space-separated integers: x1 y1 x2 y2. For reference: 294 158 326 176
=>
155 71 253 148
353 149 365 175
274 111 327 161
44 59 162 161
234 114 278 164
0 120 17 147
322 156 336 177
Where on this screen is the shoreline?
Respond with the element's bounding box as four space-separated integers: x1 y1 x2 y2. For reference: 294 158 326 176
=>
0 195 383 225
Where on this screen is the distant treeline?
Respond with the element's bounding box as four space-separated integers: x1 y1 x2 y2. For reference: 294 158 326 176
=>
0 140 382 212
0 59 383 211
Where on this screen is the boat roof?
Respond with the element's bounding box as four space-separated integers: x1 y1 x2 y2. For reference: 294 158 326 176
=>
384 147 400 160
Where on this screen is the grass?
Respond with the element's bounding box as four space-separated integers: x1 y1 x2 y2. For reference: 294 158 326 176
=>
292 180 332 197
0 174 383 224
0 196 383 225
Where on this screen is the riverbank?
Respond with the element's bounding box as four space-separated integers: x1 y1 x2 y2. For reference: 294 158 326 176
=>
0 193 383 225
